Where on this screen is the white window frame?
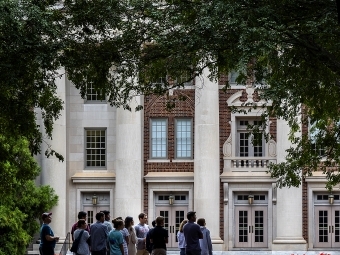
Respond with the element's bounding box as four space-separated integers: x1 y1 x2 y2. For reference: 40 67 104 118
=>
85 128 107 169
150 118 168 159
175 118 193 159
86 82 106 103
237 118 265 157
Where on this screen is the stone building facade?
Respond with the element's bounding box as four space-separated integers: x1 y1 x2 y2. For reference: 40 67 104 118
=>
35 70 339 251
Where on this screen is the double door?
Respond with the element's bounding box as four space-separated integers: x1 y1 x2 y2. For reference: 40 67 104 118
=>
156 206 187 248
234 206 268 248
83 206 109 224
314 206 340 248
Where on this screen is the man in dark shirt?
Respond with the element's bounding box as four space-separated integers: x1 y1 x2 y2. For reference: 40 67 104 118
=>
183 211 203 255
149 216 168 255
90 212 109 255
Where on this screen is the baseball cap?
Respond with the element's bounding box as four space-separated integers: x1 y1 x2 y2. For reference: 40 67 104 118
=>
41 212 52 219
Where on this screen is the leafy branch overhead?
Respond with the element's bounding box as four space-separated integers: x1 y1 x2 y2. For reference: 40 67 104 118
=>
1 0 340 189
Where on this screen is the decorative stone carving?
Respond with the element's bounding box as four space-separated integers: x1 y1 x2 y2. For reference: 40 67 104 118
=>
223 133 232 157
268 139 277 157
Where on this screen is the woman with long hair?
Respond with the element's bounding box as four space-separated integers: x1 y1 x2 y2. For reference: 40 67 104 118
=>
177 219 188 255
125 216 137 255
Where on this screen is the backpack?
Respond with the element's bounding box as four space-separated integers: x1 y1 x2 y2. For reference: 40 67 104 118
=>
70 230 84 253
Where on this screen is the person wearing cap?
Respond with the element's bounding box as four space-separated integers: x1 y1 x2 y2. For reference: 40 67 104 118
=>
71 211 90 241
101 210 113 232
183 211 203 255
39 212 59 255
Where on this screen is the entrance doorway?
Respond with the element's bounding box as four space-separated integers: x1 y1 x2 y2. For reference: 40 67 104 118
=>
82 192 110 224
234 193 268 248
156 206 187 247
154 193 188 248
313 193 340 248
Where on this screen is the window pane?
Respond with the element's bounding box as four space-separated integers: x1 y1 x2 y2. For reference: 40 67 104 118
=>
86 129 106 167
151 119 167 158
176 119 192 158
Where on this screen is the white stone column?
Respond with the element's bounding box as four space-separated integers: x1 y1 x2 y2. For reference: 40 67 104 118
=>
115 96 143 218
40 70 67 238
194 69 223 248
272 118 306 250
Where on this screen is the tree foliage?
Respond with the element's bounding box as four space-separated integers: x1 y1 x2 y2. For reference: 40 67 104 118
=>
1 1 340 235
0 135 58 255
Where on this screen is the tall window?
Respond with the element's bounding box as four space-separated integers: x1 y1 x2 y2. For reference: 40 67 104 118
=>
175 119 193 158
151 119 167 158
86 83 106 102
237 120 264 157
86 129 106 167
309 120 326 156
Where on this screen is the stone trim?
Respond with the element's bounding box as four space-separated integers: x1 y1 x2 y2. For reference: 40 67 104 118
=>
71 172 115 183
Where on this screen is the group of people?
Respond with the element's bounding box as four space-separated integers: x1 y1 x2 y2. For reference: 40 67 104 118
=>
39 210 212 255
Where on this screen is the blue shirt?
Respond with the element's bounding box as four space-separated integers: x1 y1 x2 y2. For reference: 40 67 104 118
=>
108 229 123 255
40 224 56 248
183 222 201 251
90 221 109 251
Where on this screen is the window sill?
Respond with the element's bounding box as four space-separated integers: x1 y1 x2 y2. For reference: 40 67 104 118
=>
172 159 194 162
147 159 171 163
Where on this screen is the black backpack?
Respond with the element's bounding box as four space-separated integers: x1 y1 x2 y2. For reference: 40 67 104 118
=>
70 230 84 253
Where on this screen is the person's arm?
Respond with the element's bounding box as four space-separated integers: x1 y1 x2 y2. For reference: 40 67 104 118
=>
198 226 203 239
164 237 168 243
135 225 145 244
130 228 137 244
119 243 124 255
207 230 213 255
45 235 59 242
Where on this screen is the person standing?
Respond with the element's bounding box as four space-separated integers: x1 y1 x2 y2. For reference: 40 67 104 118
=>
102 210 113 232
39 212 59 255
135 213 149 255
177 220 188 255
71 211 90 241
125 216 137 255
108 219 124 255
73 219 91 255
90 212 109 255
149 216 168 255
116 217 129 255
183 211 203 255
197 218 212 255
146 220 156 254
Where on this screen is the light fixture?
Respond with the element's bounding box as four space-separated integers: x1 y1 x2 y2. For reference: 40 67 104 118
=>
92 194 98 205
248 195 254 205
329 194 334 205
169 194 174 205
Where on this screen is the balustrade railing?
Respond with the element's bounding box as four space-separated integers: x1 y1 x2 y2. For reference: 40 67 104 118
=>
224 157 276 172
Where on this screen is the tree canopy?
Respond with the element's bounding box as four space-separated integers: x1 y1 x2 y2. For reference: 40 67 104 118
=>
1 0 340 213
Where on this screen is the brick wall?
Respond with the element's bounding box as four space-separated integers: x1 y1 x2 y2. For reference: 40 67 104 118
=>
143 90 195 213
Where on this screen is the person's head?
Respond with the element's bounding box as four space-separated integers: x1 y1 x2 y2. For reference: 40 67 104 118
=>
187 211 197 222
101 210 110 221
179 219 188 232
197 218 206 227
77 219 87 229
41 212 52 224
96 212 105 222
151 220 156 228
116 216 123 220
78 211 87 220
112 218 124 230
155 216 164 227
138 213 148 225
125 216 134 229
